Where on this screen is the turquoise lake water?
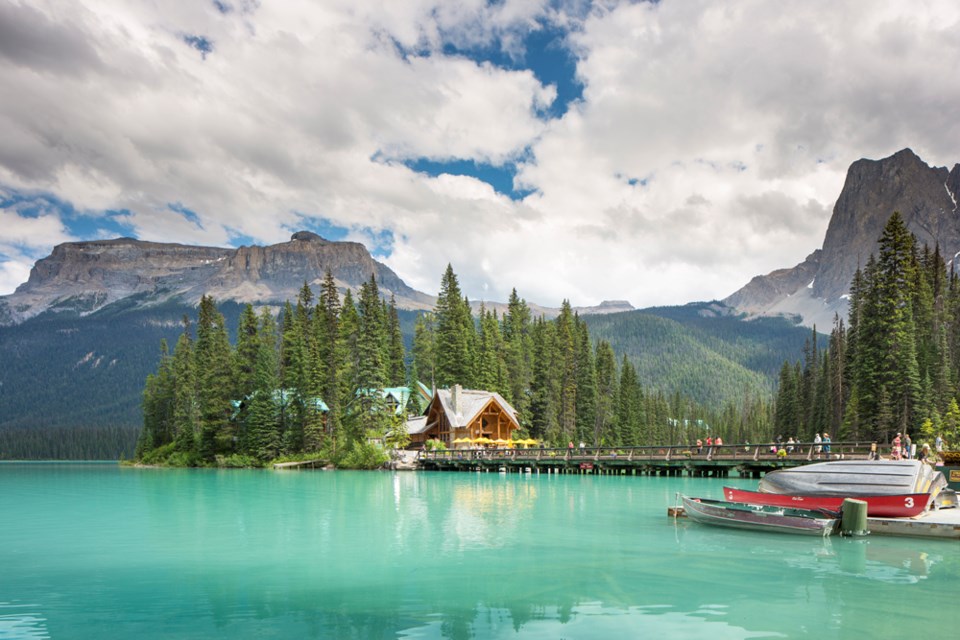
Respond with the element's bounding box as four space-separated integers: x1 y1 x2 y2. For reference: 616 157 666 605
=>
1 463 957 639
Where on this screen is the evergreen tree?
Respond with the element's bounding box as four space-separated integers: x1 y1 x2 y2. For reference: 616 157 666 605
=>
410 312 436 392
246 309 281 460
434 265 475 387
617 356 641 444
337 290 360 416
502 289 533 424
774 360 799 438
386 294 407 387
874 212 922 438
234 304 260 402
171 317 199 455
593 340 618 445
555 301 578 443
575 318 597 444
195 296 234 460
529 318 559 441
138 339 174 457
476 305 507 396
316 271 342 437
278 301 308 452
828 315 847 436
353 276 391 441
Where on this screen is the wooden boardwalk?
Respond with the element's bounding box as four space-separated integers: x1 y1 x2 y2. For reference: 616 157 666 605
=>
418 442 876 478
273 459 327 470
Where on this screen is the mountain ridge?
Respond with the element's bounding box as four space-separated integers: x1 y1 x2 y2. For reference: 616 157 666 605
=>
0 232 634 326
725 148 960 327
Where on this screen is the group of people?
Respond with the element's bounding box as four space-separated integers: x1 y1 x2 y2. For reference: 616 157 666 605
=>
890 432 917 460
768 434 831 457
694 436 723 454
864 432 946 462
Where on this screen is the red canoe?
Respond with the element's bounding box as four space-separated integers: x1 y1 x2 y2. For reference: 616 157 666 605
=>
723 486 933 518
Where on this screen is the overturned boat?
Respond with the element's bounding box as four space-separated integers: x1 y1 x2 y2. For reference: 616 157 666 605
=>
758 460 947 501
679 495 838 536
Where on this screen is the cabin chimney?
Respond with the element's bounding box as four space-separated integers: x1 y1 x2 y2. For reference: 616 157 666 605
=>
451 384 461 414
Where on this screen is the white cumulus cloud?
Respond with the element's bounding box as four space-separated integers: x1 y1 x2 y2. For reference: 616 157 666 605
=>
1 0 959 307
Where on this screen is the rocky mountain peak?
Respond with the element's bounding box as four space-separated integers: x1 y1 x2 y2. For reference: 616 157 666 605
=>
290 230 329 243
725 149 960 327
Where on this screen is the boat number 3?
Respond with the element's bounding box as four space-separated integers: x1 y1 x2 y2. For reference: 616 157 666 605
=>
904 497 914 508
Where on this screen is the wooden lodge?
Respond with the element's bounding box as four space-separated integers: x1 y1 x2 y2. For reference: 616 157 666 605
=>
407 384 520 447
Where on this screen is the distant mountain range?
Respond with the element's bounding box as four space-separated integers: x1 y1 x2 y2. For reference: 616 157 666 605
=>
0 230 632 327
725 148 960 327
3 148 957 442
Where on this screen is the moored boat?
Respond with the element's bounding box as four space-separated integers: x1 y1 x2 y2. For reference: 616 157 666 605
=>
758 460 947 500
679 495 838 536
723 486 932 518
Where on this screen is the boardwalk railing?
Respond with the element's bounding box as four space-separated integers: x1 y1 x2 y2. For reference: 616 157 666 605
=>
417 441 877 476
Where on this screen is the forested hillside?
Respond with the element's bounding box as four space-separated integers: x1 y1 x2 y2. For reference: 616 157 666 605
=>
585 303 818 407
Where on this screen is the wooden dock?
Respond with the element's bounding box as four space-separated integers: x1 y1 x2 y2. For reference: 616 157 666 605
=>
273 459 327 470
866 508 960 540
418 441 877 478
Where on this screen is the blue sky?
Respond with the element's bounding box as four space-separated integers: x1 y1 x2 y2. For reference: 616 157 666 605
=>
1 1 959 306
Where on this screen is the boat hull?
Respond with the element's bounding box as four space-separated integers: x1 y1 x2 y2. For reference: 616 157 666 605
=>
758 460 946 498
679 495 837 536
723 486 932 518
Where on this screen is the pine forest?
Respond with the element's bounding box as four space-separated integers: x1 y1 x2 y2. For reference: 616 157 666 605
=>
135 266 776 468
774 212 960 449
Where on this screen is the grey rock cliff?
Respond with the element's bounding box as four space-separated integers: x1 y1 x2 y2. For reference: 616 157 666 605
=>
725 149 960 326
0 233 434 324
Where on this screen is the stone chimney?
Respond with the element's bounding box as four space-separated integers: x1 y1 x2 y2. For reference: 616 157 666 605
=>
451 384 461 415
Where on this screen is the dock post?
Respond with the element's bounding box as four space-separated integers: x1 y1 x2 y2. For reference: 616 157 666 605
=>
840 499 869 537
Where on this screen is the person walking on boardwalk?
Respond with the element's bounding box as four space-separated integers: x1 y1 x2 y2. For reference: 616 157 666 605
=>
891 433 902 460
814 433 822 459
903 433 912 459
822 433 831 457
696 438 703 454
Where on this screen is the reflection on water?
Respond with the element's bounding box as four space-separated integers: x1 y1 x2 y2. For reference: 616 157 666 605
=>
0 465 957 639
0 603 49 639
672 521 945 584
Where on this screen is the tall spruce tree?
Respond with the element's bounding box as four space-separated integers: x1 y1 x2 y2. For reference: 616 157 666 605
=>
386 294 407 387
171 317 199 455
195 296 234 460
434 265 474 387
502 289 533 424
574 318 597 444
529 318 559 441
352 276 391 441
138 339 174 457
316 271 342 437
411 312 436 393
593 340 618 445
246 308 281 460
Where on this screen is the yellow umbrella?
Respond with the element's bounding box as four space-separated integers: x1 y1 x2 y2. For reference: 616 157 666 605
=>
493 438 510 447
452 437 471 444
520 438 539 446
474 437 493 444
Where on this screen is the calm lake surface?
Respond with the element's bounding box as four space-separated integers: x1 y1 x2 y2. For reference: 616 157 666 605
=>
1 463 957 639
